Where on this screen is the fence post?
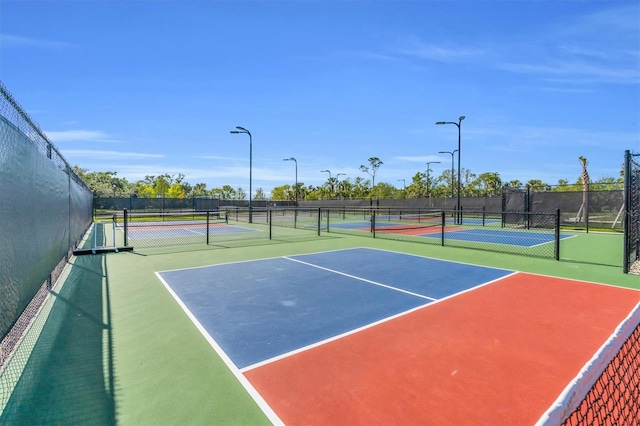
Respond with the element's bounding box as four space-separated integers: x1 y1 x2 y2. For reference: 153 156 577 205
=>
555 208 560 261
325 208 330 233
269 209 272 240
123 208 128 246
623 150 631 273
112 213 118 250
371 210 376 238
586 183 590 234
206 211 210 245
441 210 445 247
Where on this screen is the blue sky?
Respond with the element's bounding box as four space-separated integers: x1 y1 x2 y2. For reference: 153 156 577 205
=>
1 0 638 195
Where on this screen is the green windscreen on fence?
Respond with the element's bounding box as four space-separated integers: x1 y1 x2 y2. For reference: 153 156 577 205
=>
0 82 93 348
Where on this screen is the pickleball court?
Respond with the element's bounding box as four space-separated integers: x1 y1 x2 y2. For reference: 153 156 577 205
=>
156 247 639 425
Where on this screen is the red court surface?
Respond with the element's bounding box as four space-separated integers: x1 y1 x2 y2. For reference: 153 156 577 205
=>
243 272 640 425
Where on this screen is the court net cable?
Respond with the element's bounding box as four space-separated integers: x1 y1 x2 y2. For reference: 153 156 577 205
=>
537 302 640 426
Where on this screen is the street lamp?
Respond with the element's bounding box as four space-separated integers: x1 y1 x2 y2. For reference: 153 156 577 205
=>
397 179 406 189
230 126 252 223
436 116 465 223
320 170 332 197
335 173 346 197
283 157 297 205
426 161 441 198
439 149 458 199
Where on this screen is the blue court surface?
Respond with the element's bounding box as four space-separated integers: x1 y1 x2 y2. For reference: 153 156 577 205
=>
156 248 513 369
421 228 572 247
127 224 258 239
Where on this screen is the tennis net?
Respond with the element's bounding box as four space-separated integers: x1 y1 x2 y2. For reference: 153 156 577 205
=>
537 302 640 426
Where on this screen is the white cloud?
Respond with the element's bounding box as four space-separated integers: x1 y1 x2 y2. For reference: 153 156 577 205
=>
64 150 165 160
0 34 75 49
46 129 118 143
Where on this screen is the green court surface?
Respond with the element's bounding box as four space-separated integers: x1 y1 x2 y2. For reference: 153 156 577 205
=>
1 226 637 425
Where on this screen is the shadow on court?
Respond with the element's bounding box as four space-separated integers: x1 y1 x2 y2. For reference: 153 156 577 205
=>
1 226 116 425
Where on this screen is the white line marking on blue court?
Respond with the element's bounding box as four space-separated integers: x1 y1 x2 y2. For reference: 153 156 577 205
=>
155 271 285 425
283 256 438 302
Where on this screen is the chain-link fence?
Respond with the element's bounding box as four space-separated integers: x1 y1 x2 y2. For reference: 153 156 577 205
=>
118 206 561 260
96 188 623 233
0 81 93 356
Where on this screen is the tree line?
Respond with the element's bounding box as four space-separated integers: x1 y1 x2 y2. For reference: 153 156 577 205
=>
74 156 623 201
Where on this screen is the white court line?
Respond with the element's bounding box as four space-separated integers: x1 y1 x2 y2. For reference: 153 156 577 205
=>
242 263 519 372
283 256 438 302
155 272 284 425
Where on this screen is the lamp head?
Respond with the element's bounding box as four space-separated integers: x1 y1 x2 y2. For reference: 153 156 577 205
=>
236 126 248 131
435 121 446 125
459 116 465 121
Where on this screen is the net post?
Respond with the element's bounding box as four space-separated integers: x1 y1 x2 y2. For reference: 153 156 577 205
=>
317 208 321 235
93 222 98 254
269 209 272 240
224 210 229 224
123 208 128 246
482 206 486 226
206 211 210 245
554 208 560 261
112 213 118 251
371 211 376 238
441 210 445 246
326 208 329 231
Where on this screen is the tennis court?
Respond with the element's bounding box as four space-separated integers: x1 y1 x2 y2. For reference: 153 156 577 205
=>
156 247 639 425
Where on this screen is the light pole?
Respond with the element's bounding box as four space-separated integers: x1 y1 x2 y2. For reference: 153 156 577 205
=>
230 126 252 223
283 157 297 205
436 116 465 223
439 149 458 199
320 170 332 197
335 173 346 197
426 161 441 198
397 179 405 189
